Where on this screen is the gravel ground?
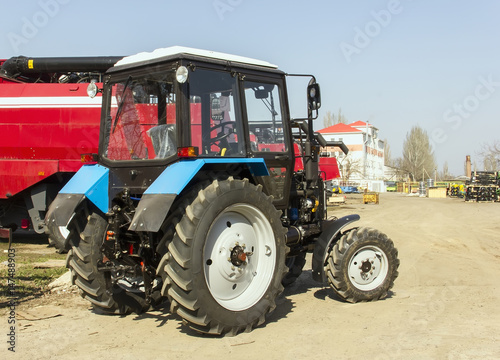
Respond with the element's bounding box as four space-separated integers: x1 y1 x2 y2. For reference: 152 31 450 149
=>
2 193 499 359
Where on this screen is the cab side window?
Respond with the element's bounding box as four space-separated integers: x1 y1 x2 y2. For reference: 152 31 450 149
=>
244 81 286 153
189 69 242 156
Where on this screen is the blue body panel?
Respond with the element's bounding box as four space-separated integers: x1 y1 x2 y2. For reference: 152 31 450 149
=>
60 164 109 214
145 158 269 195
55 159 268 230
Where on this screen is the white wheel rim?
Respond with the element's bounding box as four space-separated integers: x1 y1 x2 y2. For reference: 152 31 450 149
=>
204 204 276 311
58 226 70 239
347 245 389 291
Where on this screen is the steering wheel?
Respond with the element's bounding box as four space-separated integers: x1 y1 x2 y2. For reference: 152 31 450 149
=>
262 128 275 143
203 121 234 145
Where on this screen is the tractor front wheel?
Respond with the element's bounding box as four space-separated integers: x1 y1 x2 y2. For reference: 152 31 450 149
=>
326 227 399 303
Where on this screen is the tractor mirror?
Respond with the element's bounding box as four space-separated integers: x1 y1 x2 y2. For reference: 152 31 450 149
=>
307 83 321 111
254 89 269 99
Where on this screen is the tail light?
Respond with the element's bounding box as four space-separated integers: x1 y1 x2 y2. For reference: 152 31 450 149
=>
177 146 199 158
21 218 30 229
81 153 98 164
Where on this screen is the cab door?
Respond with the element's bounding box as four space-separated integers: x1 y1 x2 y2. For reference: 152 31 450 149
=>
241 77 293 209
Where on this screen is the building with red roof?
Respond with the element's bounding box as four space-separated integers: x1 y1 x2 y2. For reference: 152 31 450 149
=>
317 121 385 191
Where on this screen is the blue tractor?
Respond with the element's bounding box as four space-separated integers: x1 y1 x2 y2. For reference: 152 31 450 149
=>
46 47 399 335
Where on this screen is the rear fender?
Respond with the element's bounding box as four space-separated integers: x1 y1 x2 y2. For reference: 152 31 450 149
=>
45 164 109 227
129 158 268 232
311 215 360 283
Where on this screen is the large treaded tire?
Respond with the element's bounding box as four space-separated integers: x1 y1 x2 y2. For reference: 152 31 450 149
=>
159 177 287 335
282 252 307 287
326 227 399 303
66 210 148 314
47 218 70 254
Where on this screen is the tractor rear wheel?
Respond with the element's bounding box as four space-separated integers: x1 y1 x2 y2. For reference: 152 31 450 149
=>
66 210 148 314
326 227 399 303
282 252 307 287
159 177 287 335
47 219 70 253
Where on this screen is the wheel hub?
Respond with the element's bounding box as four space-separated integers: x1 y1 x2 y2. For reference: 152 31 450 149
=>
230 245 253 266
360 259 372 273
348 246 389 290
203 204 276 311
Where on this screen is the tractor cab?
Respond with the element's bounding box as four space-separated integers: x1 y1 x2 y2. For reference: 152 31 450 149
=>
85 47 320 214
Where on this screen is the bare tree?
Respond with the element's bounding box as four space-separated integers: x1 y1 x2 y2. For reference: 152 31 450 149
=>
323 110 335 128
384 138 393 166
392 157 409 181
402 126 436 181
322 108 347 128
483 154 497 171
479 140 500 171
337 108 347 124
439 161 451 180
339 155 362 184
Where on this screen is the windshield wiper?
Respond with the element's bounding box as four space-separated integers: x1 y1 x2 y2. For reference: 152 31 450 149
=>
112 75 133 134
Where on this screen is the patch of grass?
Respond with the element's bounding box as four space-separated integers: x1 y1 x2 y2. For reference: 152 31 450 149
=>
0 241 68 307
0 266 67 305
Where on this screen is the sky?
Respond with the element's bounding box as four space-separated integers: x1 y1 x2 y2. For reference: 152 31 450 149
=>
1 0 499 175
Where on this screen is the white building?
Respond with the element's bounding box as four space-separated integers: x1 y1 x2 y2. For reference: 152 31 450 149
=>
317 121 385 192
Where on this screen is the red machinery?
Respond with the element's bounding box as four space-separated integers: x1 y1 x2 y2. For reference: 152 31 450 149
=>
0 55 343 252
0 56 121 248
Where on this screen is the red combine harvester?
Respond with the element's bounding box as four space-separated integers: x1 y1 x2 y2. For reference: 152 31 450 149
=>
0 55 121 250
0 54 342 254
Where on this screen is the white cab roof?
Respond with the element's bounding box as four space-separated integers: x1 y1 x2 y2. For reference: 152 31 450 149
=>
115 46 278 69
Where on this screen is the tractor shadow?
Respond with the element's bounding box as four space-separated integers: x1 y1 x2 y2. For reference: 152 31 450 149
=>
131 300 177 328
132 270 396 337
281 269 343 301
136 296 296 337
132 296 295 337
281 269 397 303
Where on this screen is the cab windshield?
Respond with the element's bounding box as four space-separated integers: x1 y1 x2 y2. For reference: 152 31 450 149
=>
103 71 176 161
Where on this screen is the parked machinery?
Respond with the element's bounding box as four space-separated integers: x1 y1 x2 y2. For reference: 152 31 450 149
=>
46 46 399 335
465 171 499 202
0 55 121 250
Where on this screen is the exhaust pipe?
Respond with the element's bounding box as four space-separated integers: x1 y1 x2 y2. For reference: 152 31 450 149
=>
1 56 123 78
286 226 302 245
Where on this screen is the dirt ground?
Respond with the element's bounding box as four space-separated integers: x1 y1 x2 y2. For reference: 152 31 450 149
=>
2 193 500 359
